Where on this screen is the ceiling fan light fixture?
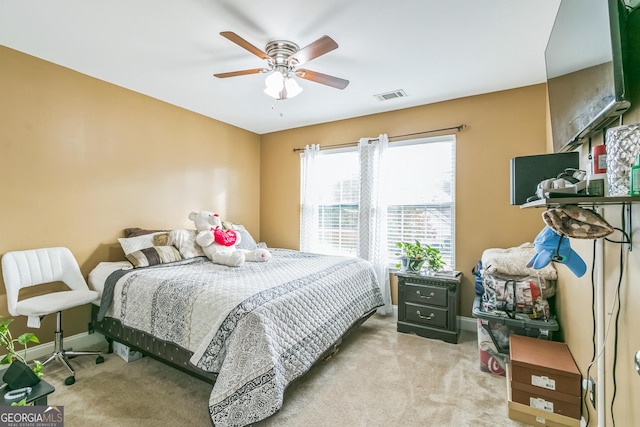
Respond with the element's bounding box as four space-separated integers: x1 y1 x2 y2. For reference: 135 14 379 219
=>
284 77 303 98
265 70 284 90
264 71 285 98
263 86 283 99
217 32 348 99
263 70 303 100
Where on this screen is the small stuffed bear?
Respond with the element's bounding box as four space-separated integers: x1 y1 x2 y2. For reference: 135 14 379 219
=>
189 211 271 267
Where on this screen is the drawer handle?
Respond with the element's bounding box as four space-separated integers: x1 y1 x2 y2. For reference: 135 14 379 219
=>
416 310 435 320
416 290 435 299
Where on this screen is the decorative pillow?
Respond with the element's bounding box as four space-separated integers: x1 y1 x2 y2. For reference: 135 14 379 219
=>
124 228 168 238
153 233 169 246
118 232 166 255
168 229 205 259
232 224 258 250
126 246 182 268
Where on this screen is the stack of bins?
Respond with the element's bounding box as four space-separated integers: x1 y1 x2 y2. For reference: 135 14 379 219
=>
472 244 559 376
473 296 558 376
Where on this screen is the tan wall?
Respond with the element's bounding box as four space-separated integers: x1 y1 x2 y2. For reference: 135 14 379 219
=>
7 30 640 426
554 93 640 426
260 84 549 317
546 11 640 424
0 46 261 340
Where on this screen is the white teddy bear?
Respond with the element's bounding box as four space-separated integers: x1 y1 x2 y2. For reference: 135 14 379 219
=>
189 211 271 267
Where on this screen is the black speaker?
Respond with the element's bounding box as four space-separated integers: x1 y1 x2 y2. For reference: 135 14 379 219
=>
510 152 580 205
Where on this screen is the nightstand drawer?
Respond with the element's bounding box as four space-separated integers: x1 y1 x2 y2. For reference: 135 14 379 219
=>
404 283 447 307
405 302 448 329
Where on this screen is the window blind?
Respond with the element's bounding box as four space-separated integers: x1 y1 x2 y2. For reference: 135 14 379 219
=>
302 136 456 268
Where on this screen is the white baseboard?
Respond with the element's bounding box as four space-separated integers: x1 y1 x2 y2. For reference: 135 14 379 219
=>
459 316 477 332
18 331 107 363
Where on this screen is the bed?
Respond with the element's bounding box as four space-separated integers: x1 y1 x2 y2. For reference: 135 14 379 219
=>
87 236 384 427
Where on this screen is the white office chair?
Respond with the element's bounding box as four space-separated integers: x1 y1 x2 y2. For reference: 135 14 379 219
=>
1 247 104 385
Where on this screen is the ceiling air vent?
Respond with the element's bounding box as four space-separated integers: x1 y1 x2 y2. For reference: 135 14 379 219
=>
374 89 407 101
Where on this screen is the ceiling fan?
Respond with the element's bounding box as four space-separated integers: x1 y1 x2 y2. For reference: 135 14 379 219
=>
214 31 349 100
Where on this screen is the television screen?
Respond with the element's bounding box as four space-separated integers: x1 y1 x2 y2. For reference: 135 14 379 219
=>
545 0 631 152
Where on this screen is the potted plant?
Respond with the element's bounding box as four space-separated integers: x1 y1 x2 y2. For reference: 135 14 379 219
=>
0 316 43 395
396 240 445 273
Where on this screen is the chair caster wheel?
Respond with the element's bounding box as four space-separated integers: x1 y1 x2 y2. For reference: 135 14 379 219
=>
96 356 104 364
64 376 75 386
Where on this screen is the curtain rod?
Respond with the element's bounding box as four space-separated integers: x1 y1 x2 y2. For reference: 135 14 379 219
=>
292 124 467 153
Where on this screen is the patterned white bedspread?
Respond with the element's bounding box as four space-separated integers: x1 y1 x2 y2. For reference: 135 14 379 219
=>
98 249 383 426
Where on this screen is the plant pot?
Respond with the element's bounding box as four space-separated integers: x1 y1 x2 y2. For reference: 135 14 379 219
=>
405 258 426 273
2 360 40 390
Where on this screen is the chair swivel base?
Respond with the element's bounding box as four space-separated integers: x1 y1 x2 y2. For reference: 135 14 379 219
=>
43 323 105 386
43 350 104 385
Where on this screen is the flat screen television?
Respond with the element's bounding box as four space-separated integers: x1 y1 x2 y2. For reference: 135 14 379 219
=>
545 0 631 152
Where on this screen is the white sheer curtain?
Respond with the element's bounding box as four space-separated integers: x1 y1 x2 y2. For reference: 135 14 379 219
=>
358 134 392 315
299 144 320 252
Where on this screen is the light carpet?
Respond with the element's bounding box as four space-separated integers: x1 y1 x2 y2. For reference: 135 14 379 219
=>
41 315 528 426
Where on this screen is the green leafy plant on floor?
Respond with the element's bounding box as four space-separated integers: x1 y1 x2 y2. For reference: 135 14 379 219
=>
0 316 43 405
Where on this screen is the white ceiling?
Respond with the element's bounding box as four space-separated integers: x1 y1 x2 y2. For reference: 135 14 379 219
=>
0 0 561 135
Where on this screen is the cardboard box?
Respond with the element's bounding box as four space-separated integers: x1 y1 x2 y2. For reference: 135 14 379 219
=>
506 360 580 426
113 341 144 363
510 335 581 397
511 381 581 419
509 335 581 420
508 400 580 427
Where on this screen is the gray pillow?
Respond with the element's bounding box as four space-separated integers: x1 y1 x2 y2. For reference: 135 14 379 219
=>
233 224 258 250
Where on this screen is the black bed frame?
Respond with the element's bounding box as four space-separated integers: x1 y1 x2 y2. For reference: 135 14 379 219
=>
89 304 376 385
89 305 217 383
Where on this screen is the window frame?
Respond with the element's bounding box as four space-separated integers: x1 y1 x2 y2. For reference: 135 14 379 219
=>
301 134 456 268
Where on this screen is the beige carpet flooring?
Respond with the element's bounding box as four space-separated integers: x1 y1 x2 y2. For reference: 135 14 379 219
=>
41 315 529 426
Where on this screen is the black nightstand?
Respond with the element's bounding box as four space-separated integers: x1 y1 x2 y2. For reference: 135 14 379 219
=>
396 271 462 344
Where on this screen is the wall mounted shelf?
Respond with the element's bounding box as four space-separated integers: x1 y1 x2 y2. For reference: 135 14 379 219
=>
520 195 640 209
521 195 640 251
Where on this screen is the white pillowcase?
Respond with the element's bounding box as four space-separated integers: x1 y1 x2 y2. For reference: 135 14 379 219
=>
118 232 165 255
168 229 205 259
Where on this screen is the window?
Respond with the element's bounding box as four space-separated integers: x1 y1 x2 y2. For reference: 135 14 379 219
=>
301 135 455 268
313 150 360 256
385 138 455 267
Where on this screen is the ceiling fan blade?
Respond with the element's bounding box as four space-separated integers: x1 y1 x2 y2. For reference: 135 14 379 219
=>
290 35 338 65
214 68 268 78
220 31 269 60
296 69 349 90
